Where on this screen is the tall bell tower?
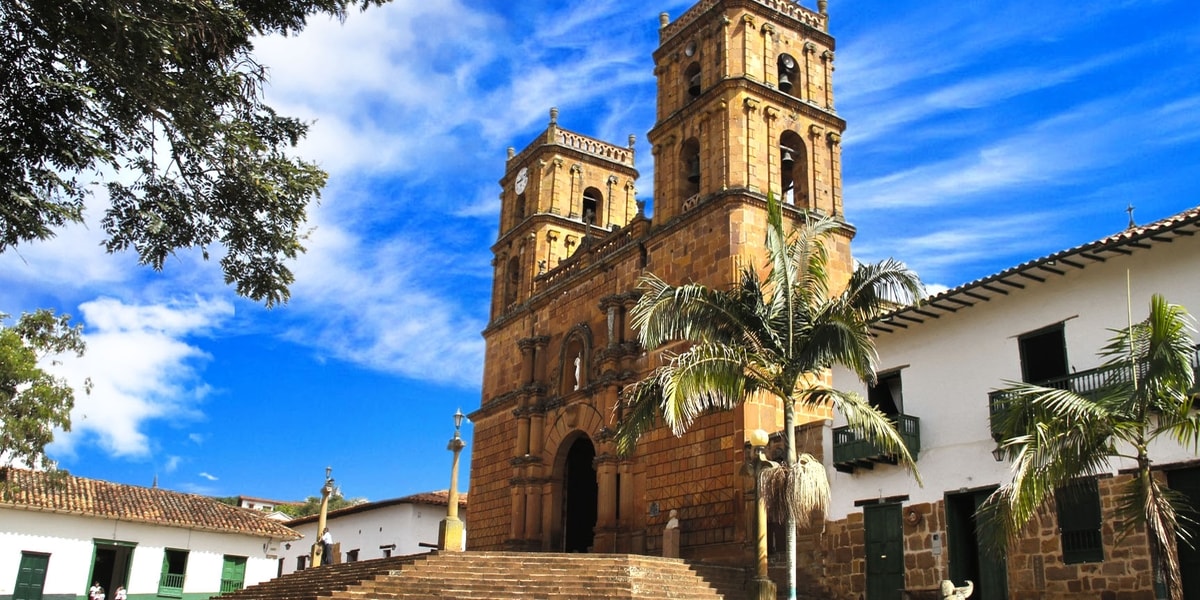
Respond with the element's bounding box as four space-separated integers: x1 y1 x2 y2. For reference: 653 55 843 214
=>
469 0 853 580
649 1 844 223
490 107 639 321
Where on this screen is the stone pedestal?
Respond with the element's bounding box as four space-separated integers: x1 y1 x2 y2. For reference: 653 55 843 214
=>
438 516 464 552
663 510 681 558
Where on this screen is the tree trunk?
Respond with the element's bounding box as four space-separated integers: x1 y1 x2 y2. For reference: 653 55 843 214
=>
784 400 797 600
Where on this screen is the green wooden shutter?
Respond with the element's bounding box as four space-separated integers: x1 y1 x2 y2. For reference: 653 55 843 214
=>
14 553 50 600
157 549 187 598
1055 478 1103 564
220 556 247 593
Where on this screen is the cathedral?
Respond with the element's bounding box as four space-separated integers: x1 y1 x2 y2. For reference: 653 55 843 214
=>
466 0 848 566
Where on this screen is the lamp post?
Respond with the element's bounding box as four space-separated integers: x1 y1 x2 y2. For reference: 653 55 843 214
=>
438 408 467 552
749 429 777 600
310 466 335 567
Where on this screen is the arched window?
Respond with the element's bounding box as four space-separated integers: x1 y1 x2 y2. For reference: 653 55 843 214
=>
779 131 808 207
514 193 526 227
582 187 603 227
504 256 520 307
684 62 702 101
777 53 799 95
681 138 701 203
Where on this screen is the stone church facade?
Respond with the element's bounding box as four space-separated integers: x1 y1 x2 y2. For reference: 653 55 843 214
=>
467 0 850 568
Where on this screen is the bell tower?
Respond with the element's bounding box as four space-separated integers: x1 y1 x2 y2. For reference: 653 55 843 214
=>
470 0 854 571
648 0 844 223
490 107 639 321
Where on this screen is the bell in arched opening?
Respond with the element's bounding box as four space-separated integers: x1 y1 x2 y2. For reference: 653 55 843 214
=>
688 72 701 98
780 145 796 172
686 155 701 184
779 73 793 94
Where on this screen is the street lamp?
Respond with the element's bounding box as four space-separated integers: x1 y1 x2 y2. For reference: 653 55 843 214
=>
749 429 777 600
310 466 335 567
438 409 468 552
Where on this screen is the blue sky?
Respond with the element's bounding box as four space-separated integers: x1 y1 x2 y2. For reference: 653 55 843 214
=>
2 0 1198 503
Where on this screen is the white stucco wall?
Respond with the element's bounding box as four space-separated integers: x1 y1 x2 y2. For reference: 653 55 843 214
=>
277 501 462 576
826 231 1200 519
1 508 286 597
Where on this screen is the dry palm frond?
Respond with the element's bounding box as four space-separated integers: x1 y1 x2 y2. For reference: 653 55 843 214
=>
759 453 829 527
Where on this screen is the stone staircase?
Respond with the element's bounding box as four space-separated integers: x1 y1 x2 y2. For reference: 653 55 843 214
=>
219 551 752 600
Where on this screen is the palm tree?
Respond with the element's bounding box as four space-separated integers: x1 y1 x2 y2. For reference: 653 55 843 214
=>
981 294 1199 600
613 195 924 600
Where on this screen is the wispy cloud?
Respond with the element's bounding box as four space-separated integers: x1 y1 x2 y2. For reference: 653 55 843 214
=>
48 297 233 458
199 472 218 481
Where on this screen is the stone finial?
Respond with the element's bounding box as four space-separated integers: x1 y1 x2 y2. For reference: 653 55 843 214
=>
628 134 636 149
660 12 669 28
818 0 828 15
549 107 558 125
507 147 514 160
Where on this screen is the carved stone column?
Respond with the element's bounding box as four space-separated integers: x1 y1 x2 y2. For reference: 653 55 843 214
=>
525 479 543 544
593 453 620 553
508 480 526 543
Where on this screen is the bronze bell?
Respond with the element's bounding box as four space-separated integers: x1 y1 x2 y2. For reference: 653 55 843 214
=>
687 156 700 183
688 73 701 97
779 73 793 94
781 145 795 171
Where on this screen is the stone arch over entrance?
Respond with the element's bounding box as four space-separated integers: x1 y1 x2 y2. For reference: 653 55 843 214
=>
545 404 604 553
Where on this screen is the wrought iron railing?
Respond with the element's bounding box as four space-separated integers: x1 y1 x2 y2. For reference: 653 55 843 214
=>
832 414 920 472
989 345 1200 440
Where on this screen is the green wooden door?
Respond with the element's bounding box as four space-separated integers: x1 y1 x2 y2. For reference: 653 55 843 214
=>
14 552 50 600
946 490 1008 600
220 556 247 593
865 503 905 600
1168 468 1200 600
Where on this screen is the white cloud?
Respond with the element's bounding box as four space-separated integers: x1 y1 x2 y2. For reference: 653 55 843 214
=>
199 472 218 481
47 297 234 458
164 455 182 473
283 220 488 386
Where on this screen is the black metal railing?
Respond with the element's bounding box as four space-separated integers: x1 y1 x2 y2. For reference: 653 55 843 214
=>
832 414 920 472
989 345 1200 440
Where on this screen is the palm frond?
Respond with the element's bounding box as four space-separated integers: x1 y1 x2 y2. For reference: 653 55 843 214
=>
613 375 668 455
759 453 829 527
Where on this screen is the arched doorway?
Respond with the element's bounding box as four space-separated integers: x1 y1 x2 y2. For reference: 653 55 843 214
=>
562 436 598 552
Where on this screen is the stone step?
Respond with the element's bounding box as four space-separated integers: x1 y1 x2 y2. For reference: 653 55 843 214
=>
218 551 752 600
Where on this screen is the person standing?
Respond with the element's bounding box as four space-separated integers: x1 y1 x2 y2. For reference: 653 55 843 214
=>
320 527 333 565
89 583 104 600
114 587 127 600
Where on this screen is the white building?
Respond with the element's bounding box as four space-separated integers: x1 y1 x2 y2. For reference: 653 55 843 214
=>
277 491 467 576
2 467 300 600
823 205 1200 600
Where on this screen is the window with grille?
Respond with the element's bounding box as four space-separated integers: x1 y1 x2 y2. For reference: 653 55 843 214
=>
1055 478 1104 564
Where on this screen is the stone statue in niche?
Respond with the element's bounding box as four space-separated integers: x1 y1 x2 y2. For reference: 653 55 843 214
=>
573 354 582 390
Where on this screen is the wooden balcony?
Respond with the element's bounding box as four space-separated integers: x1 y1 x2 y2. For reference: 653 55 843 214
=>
989 345 1200 440
832 414 921 473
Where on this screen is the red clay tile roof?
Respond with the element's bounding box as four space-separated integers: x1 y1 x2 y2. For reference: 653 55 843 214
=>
0 467 302 540
871 204 1200 335
285 490 468 526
